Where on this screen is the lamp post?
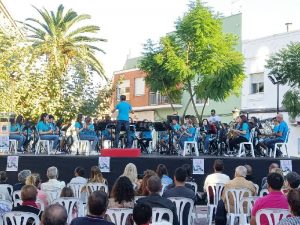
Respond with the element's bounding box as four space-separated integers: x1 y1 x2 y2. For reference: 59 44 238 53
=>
268 75 282 114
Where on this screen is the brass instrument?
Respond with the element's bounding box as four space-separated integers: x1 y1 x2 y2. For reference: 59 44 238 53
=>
227 121 239 139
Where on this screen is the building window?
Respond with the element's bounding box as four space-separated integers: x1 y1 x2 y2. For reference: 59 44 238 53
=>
117 80 130 101
250 73 264 94
149 92 169 105
134 78 145 96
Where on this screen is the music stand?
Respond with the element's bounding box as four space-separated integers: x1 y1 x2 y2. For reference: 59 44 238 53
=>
136 121 151 132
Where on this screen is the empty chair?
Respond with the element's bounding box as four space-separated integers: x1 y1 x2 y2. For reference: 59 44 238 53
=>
168 197 194 225
3 211 40 225
105 208 133 225
255 208 290 225
206 183 225 225
152 207 173 224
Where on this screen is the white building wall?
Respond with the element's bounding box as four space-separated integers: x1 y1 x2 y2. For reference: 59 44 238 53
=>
242 30 300 156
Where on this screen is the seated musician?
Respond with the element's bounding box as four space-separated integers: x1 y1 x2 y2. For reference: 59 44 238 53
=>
48 115 59 135
75 114 99 151
159 117 181 149
179 120 196 150
37 113 59 151
128 117 136 147
9 115 25 152
228 114 250 152
199 119 217 154
139 119 152 151
22 118 35 151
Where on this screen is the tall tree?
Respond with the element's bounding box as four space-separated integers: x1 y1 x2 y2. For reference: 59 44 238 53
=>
266 42 300 118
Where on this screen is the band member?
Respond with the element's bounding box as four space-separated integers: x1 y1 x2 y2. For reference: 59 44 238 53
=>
48 115 59 135
9 115 25 152
200 119 217 154
139 119 152 152
208 109 221 123
179 120 196 149
75 114 99 151
111 95 134 148
228 114 250 152
37 113 59 151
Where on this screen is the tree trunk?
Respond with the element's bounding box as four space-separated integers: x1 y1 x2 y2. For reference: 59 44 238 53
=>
182 92 195 118
200 97 208 122
187 81 201 122
167 93 176 112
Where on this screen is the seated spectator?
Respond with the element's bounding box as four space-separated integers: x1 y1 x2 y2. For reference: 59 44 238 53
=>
41 204 68 225
244 164 254 182
108 176 135 208
12 185 41 217
136 176 179 225
60 187 74 197
278 189 300 225
121 163 138 189
14 169 31 191
69 167 87 185
260 163 279 189
83 166 107 195
41 167 65 190
250 172 289 225
182 164 195 182
70 191 114 225
137 170 156 196
285 172 300 192
26 174 49 208
203 159 230 192
156 164 173 188
0 171 8 184
215 166 256 225
133 203 152 225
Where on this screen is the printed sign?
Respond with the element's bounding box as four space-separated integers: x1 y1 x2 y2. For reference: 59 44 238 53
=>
6 156 19 171
99 157 110 173
280 160 292 175
193 158 204 175
0 122 10 152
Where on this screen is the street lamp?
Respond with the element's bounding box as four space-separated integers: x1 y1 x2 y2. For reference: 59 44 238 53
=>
268 74 282 114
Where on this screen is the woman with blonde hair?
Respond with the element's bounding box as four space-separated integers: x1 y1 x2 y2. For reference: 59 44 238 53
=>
25 173 48 208
87 166 107 184
122 163 138 187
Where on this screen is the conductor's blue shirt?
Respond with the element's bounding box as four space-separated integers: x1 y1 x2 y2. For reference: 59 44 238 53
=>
116 101 132 121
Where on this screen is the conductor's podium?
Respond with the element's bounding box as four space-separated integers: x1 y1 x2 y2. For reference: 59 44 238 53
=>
100 148 141 157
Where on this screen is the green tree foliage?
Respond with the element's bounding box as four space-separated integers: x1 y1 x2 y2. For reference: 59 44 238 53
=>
140 1 244 120
266 42 300 118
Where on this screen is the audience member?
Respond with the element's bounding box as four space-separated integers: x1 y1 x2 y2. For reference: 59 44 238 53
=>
60 187 74 197
260 163 279 189
121 163 138 188
69 167 87 185
278 189 300 225
244 164 254 182
87 166 107 184
215 166 256 225
12 185 41 217
70 191 115 225
26 174 49 207
108 176 135 208
203 159 230 192
250 173 289 225
182 164 195 182
137 176 179 225
133 203 152 225
137 170 156 196
41 204 68 225
13 169 31 191
0 171 8 184
156 164 173 187
41 167 65 190
285 172 300 191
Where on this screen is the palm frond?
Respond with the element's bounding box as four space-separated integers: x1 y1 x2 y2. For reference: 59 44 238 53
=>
66 25 100 38
71 36 107 43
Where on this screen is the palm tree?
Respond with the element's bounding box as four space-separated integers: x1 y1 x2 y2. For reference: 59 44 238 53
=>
24 4 107 79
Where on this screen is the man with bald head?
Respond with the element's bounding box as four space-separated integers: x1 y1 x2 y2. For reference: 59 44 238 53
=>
265 113 289 157
41 204 67 225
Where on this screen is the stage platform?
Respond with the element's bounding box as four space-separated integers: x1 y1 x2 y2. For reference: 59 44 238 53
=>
0 154 299 190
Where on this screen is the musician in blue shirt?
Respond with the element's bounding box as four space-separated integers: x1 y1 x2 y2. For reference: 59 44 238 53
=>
111 95 133 148
48 115 59 135
179 120 196 149
75 115 99 151
228 115 250 152
37 113 59 151
9 115 25 152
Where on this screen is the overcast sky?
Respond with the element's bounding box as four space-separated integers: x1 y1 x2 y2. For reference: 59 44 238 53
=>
3 0 300 80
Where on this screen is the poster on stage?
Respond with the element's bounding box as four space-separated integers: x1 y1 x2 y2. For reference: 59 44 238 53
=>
99 157 110 173
6 156 19 171
280 160 292 175
193 158 204 175
0 122 10 152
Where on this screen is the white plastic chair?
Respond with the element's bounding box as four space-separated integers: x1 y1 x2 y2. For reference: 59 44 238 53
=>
255 208 290 225
134 196 145 203
240 196 259 225
259 189 269 197
152 207 173 224
0 193 5 200
238 128 255 157
225 188 252 225
52 197 84 223
13 199 22 208
168 197 194 225
150 222 172 225
182 128 200 156
206 183 225 225
3 211 40 225
272 129 290 158
43 188 62 203
0 184 13 201
253 184 259 195
86 183 108 195
186 182 198 194
12 199 45 211
0 199 13 210
9 140 17 154
12 190 21 202
105 208 133 225
67 183 85 199
35 137 52 155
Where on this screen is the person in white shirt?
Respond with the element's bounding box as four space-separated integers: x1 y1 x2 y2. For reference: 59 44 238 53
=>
203 159 230 192
41 166 65 190
208 109 221 123
69 167 87 184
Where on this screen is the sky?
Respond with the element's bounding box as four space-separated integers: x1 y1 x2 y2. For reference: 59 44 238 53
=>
3 0 300 81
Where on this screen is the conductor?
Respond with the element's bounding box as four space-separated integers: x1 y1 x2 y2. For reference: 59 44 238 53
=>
111 95 134 148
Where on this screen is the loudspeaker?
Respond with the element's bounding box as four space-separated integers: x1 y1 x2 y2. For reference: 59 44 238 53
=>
100 148 141 157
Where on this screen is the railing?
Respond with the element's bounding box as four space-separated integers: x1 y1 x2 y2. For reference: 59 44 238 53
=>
149 92 170 105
